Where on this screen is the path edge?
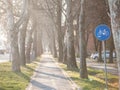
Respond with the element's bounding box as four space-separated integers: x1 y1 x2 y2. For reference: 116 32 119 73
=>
52 57 82 90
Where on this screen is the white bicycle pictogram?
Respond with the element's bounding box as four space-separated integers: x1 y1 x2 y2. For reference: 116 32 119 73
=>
97 29 109 38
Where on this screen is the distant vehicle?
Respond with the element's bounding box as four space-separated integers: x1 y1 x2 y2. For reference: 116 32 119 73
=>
0 46 6 54
90 51 116 59
90 52 99 59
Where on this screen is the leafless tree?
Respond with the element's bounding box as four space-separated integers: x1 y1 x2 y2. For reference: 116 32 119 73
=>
4 0 28 72
79 0 88 78
108 0 120 89
66 0 78 69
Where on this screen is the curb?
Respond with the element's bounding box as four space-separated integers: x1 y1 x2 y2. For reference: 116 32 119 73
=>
52 58 82 90
26 61 41 90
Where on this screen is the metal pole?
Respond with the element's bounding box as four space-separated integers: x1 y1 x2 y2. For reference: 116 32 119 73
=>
102 41 108 90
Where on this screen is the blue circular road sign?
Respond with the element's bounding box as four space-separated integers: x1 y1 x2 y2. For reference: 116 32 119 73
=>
94 24 111 41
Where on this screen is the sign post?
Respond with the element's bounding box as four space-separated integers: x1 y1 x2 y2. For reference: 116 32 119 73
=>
94 24 111 90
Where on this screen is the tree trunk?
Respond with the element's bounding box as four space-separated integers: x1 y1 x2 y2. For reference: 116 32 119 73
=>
108 0 120 89
5 0 21 72
26 30 33 63
5 0 28 72
75 14 80 57
66 0 78 69
63 44 67 64
109 36 114 63
26 19 36 63
79 0 88 79
109 47 114 63
53 31 57 58
57 1 63 62
19 15 29 66
37 29 43 56
63 31 67 64
33 29 37 58
10 30 21 72
93 34 99 52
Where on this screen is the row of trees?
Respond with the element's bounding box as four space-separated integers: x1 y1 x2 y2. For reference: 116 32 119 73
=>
44 0 118 78
0 0 43 72
0 0 120 89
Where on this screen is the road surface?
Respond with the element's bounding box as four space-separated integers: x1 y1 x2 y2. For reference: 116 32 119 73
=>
0 54 9 63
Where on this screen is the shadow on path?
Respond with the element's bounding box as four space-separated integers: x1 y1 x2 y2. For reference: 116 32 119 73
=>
31 80 56 90
26 54 77 90
34 70 67 80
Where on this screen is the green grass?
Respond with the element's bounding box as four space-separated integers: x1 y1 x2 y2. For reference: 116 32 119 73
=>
0 58 40 90
59 63 118 90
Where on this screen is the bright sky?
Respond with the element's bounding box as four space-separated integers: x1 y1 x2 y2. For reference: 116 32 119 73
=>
0 27 7 47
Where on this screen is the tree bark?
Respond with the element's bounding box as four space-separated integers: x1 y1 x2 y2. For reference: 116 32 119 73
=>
108 0 120 89
26 19 36 63
56 1 63 62
10 30 21 72
66 0 78 69
53 30 57 58
19 14 29 66
26 29 33 63
36 29 43 56
109 36 114 63
79 0 88 79
33 28 37 58
5 0 20 72
5 0 28 72
63 31 67 64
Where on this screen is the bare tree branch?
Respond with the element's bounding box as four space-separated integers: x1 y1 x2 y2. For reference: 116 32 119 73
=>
14 0 28 30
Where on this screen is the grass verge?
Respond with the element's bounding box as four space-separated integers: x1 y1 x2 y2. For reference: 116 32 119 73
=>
59 63 118 90
0 58 40 90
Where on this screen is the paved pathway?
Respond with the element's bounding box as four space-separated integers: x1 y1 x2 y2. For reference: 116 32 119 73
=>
87 60 118 75
77 58 118 75
26 54 79 90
